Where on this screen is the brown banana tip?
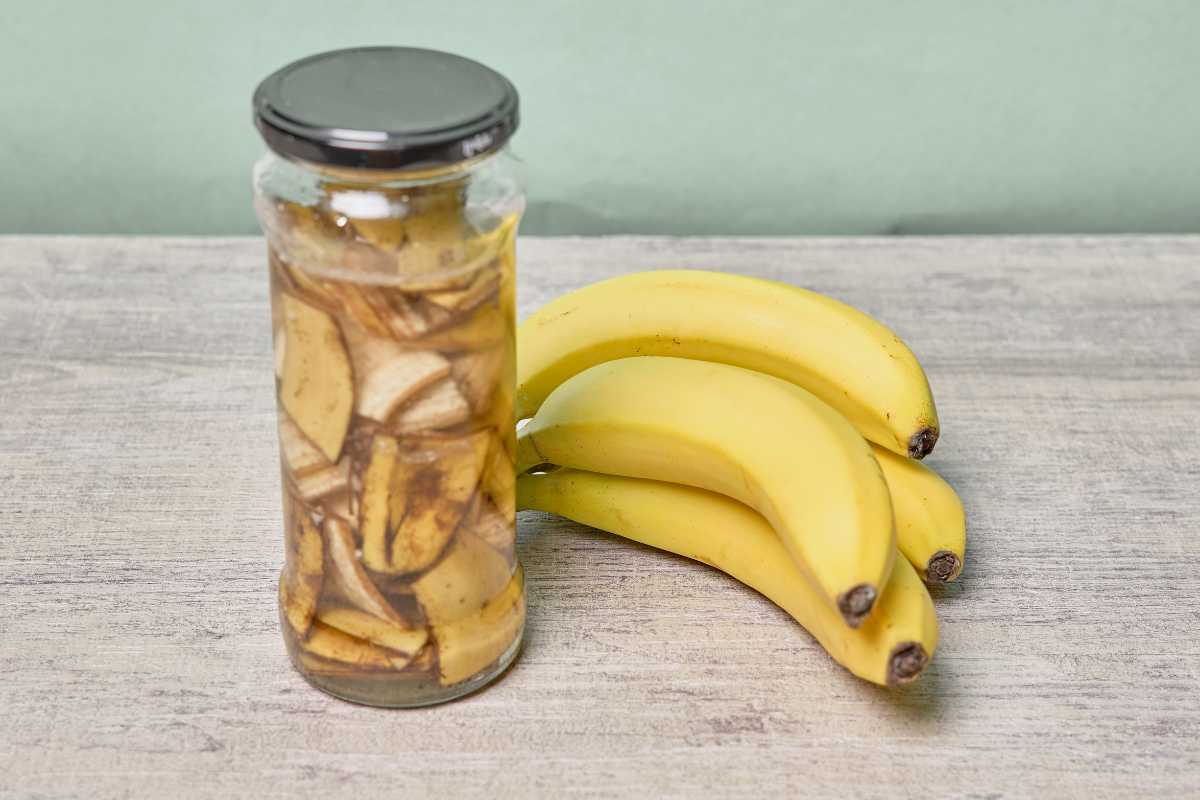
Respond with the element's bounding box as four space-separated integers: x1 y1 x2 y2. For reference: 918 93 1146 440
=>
887 642 929 686
907 427 939 460
837 584 877 628
925 550 961 583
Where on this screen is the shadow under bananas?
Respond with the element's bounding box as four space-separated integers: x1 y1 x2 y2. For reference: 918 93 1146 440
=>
517 510 955 717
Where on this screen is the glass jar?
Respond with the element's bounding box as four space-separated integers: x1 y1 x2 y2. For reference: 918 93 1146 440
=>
251 47 525 707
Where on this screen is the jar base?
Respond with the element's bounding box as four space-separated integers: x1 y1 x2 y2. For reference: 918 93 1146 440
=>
289 625 525 708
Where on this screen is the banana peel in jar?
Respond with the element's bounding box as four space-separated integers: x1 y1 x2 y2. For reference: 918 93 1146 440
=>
325 282 395 339
424 268 500 314
395 214 515 299
274 202 352 276
280 260 340 316
432 569 524 686
375 291 432 339
396 207 471 281
404 305 505 352
291 458 352 504
324 281 430 342
405 641 437 674
276 249 406 344
273 329 287 379
337 178 467 251
468 495 517 567
390 378 471 433
482 433 516 520
323 516 408 626
278 293 354 462
333 280 472 345
497 244 516 327
320 489 358 525
407 296 458 335
385 209 511 295
388 263 480 294
299 621 414 671
411 529 513 624
272 203 382 313
281 503 324 637
278 411 352 505
490 372 517 461
360 434 403 574
283 200 396 287
341 322 451 422
316 607 428 661
387 453 408 539
359 431 491 576
389 430 492 574
280 200 349 247
346 216 408 251
365 217 474 294
278 413 330 478
450 347 504 414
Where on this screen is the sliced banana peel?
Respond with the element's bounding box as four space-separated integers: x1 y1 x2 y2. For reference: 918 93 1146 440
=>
316 607 428 659
391 206 471 285
278 293 354 462
411 530 513 624
348 216 408 251
404 305 504 352
406 641 437 674
433 569 524 686
278 412 330 477
278 250 341 312
492 378 516 462
281 503 324 637
470 496 516 567
388 430 491 574
425 268 500 314
273 329 287 379
390 378 471 433
482 434 516 520
380 291 436 338
301 621 413 670
451 347 504 414
359 434 401 573
320 489 358 524
291 458 351 504
344 183 466 260
323 516 406 625
343 324 450 422
327 283 394 338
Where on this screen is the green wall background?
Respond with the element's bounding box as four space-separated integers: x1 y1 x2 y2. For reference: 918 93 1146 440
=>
3 1 1199 235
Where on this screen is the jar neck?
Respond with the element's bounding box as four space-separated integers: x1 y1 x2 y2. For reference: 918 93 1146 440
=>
290 150 502 188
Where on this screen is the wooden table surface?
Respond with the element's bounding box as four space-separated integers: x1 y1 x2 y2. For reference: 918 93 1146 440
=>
2 236 1198 798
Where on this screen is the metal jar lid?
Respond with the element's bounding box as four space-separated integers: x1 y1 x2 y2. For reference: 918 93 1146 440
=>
253 47 519 170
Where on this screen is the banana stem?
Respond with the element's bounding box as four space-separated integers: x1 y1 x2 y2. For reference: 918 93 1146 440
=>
925 550 962 583
837 585 878 628
907 427 940 460
888 643 929 685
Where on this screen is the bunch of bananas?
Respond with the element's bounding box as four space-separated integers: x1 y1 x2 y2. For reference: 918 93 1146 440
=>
514 270 965 687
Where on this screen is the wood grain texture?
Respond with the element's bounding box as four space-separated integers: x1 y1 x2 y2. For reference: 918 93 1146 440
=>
1 235 1198 799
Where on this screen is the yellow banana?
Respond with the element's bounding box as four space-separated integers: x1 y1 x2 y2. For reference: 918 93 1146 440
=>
872 445 967 582
516 356 895 627
516 270 939 458
517 469 937 686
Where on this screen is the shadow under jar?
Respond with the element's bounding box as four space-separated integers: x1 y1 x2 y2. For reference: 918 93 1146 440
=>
252 47 525 707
